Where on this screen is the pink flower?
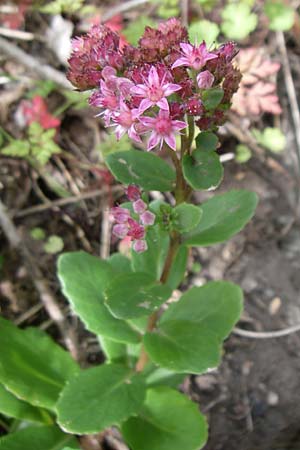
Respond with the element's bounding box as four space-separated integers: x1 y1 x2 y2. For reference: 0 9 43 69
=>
172 42 218 71
127 218 145 240
125 185 141 201
89 80 119 126
140 110 187 151
140 211 156 226
130 66 181 113
133 199 147 214
112 99 142 143
133 239 148 253
112 224 129 239
197 70 214 89
110 206 130 223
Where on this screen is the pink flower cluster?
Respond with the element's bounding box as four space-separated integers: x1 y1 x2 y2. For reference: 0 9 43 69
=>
68 19 241 150
111 185 155 253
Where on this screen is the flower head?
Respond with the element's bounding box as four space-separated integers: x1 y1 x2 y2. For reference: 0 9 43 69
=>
172 42 218 71
131 66 181 113
140 110 186 151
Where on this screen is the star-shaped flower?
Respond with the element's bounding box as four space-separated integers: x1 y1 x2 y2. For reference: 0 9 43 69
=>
140 109 187 151
131 66 181 113
172 42 218 71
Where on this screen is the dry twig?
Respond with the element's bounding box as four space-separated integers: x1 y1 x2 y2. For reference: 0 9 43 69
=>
13 186 122 218
234 323 300 339
0 36 71 89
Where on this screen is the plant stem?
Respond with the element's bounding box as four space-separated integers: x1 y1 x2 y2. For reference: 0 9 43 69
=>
135 140 190 373
135 232 180 372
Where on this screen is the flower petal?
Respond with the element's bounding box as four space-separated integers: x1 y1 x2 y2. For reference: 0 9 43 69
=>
148 131 161 150
164 133 176 151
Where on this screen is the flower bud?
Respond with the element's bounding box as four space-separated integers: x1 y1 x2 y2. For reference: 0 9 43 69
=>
112 224 129 239
140 211 156 226
197 70 214 89
110 206 130 223
125 185 141 201
132 239 148 253
133 199 147 214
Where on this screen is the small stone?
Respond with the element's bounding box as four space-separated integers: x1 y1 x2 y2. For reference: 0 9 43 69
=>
267 391 279 406
269 297 281 315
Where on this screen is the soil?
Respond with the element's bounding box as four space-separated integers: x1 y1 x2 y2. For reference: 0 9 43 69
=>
1 3 300 449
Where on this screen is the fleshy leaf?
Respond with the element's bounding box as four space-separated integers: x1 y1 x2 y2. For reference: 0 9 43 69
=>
182 150 223 191
144 281 243 373
183 190 258 246
195 131 218 152
58 252 140 344
171 203 202 232
122 387 208 450
56 364 146 434
105 150 176 192
0 383 50 423
105 272 172 319
131 225 169 280
0 317 79 410
166 245 188 290
0 425 79 450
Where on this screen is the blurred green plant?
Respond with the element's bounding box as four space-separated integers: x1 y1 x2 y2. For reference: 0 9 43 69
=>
189 20 219 46
252 127 286 153
264 0 295 31
39 0 95 15
1 123 61 166
221 3 257 40
235 144 252 163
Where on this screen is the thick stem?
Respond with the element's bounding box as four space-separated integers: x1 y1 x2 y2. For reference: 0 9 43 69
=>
135 233 180 372
135 138 191 372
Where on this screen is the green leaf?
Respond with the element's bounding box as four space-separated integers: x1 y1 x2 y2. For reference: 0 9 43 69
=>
122 387 208 450
108 253 132 274
0 425 79 450
166 245 188 290
58 252 140 344
98 336 128 364
252 127 286 153
1 140 30 158
171 203 202 232
145 367 186 388
189 20 219 46
44 235 64 254
202 88 224 110
143 281 243 373
183 190 258 246
30 227 46 240
264 1 294 31
235 144 252 163
131 225 169 280
182 150 223 191
105 150 176 192
0 383 50 423
221 3 257 40
0 317 79 410
144 320 220 374
105 272 172 320
195 131 218 151
56 364 146 434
